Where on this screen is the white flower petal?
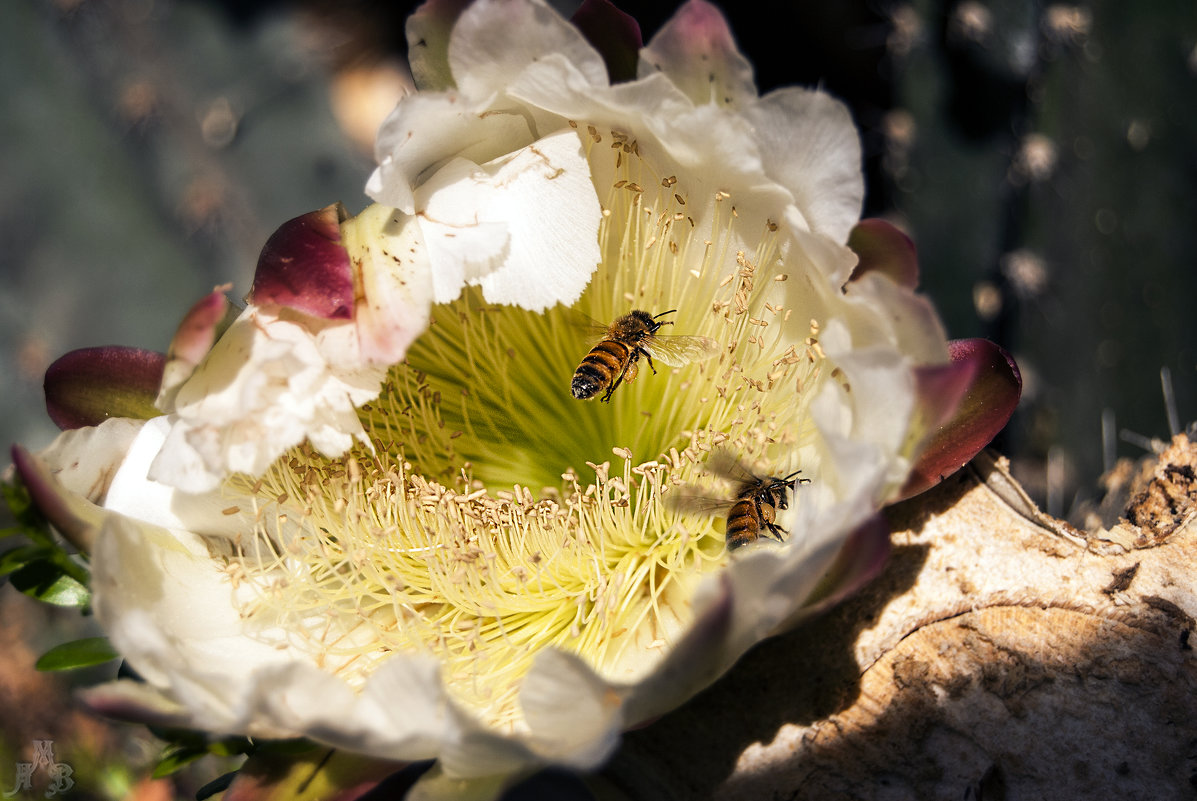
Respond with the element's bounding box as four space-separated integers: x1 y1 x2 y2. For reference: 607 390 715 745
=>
415 157 513 302
783 221 861 289
509 60 789 215
416 130 601 310
723 536 846 647
508 55 686 125
439 726 539 780
345 204 439 366
368 94 533 214
241 657 449 761
105 416 250 536
148 307 386 493
91 514 309 736
618 575 736 726
844 272 952 365
449 0 608 100
639 0 757 108
520 649 623 767
809 367 905 503
36 417 145 504
744 88 864 242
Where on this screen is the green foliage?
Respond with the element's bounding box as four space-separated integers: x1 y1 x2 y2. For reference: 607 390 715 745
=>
2 479 51 543
150 731 319 796
1 478 92 607
195 772 237 801
152 745 213 779
36 636 120 671
6 558 91 606
151 733 256 779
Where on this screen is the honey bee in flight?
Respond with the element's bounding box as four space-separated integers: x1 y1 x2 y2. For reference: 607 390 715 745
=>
570 309 718 402
674 454 811 550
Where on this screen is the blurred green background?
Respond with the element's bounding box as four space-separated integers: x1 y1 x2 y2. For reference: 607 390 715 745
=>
1 0 1194 796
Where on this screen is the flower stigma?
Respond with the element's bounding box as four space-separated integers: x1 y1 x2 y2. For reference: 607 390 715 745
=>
225 123 836 731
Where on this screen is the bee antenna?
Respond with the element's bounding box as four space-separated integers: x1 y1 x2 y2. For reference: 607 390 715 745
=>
782 469 808 485
653 309 678 320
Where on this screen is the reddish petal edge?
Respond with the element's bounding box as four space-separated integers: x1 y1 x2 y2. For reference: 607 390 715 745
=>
78 680 192 728
899 338 1022 500
10 445 98 552
44 346 165 431
157 288 236 411
250 204 354 321
571 0 643 83
909 354 981 445
846 218 919 289
662 0 740 56
169 286 234 367
801 514 891 616
224 748 403 801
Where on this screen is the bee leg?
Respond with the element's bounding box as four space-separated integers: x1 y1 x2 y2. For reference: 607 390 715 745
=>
602 362 634 402
764 523 788 542
756 497 786 542
600 376 620 403
638 348 658 376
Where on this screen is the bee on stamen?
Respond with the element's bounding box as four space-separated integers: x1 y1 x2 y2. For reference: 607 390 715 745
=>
570 310 718 403
673 453 811 550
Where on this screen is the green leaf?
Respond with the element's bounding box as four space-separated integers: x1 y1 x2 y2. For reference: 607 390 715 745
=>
0 544 50 575
209 737 256 757
50 550 91 586
2 479 54 547
1 476 92 590
8 560 91 607
2 479 34 516
1 545 90 586
196 772 238 801
35 637 120 671
153 746 210 778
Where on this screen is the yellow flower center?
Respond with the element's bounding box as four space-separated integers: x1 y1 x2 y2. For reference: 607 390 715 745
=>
228 125 832 730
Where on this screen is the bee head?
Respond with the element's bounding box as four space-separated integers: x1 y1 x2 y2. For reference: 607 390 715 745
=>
772 470 809 509
649 308 677 333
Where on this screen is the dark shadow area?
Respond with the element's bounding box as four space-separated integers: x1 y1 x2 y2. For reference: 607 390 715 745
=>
598 540 932 800
717 603 1197 801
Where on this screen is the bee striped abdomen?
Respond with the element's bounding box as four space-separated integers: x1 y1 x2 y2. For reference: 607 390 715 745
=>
725 499 763 550
571 340 633 400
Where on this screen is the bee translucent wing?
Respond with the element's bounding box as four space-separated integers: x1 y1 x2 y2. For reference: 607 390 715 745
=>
704 449 761 486
666 492 733 516
646 334 720 368
557 308 612 344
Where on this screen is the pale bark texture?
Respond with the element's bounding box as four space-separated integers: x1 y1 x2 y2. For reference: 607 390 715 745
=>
603 435 1197 800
